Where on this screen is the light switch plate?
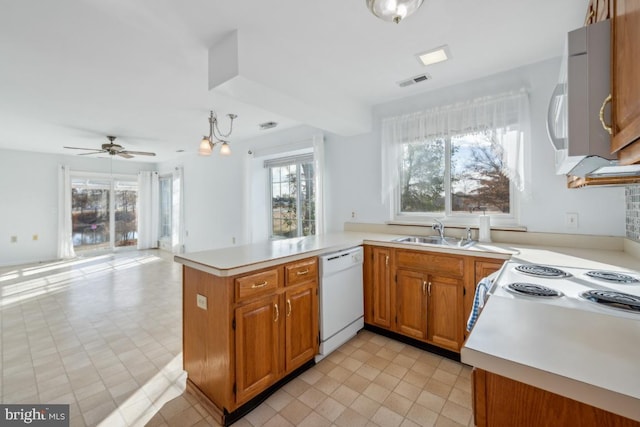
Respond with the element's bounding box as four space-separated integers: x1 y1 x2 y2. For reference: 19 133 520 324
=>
196 294 207 310
565 212 578 229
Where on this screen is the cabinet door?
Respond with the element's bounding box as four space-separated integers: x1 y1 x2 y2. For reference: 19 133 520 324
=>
612 0 640 163
371 247 393 328
235 294 281 404
396 269 427 340
285 282 318 373
427 275 463 351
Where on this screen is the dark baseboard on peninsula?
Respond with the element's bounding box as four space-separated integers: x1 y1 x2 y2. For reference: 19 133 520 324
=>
363 324 461 363
223 359 315 426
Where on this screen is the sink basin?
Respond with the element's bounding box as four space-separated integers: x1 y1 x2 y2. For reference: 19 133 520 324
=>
393 235 476 249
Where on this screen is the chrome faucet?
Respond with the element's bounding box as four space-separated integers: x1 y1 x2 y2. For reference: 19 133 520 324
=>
465 227 473 241
432 219 445 239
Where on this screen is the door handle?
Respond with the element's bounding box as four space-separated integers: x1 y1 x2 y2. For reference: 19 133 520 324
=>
428 282 432 297
599 94 612 135
422 280 427 296
286 299 292 317
274 303 279 322
385 255 389 266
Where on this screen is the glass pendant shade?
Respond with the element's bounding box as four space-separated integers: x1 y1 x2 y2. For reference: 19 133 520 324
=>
219 141 231 156
366 0 424 23
198 137 212 156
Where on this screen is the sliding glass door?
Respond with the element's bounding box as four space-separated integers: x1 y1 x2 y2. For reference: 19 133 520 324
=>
71 175 138 251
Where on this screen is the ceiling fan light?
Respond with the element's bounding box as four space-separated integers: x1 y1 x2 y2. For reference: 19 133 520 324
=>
366 0 423 23
198 137 213 156
219 141 231 156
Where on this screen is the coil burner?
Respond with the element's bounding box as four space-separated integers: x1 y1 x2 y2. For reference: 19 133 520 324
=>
580 290 640 313
515 264 571 278
506 283 563 298
585 271 640 284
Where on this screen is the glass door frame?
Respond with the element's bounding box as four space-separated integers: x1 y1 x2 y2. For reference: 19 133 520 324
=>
70 171 138 253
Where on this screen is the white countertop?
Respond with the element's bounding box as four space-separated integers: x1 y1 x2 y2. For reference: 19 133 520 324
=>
461 295 640 422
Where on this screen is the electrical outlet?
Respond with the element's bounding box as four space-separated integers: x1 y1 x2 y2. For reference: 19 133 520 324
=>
232 237 236 244
10 235 17 243
565 212 578 229
351 211 356 219
196 294 207 310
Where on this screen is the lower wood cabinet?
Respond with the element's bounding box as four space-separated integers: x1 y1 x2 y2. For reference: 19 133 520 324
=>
427 274 463 351
395 269 428 340
235 294 281 403
284 282 318 372
182 257 318 425
364 244 506 353
473 368 640 427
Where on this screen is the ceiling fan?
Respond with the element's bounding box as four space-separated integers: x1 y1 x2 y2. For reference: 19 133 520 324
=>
64 136 156 159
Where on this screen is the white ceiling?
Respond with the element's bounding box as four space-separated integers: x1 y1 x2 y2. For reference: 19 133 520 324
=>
0 0 588 162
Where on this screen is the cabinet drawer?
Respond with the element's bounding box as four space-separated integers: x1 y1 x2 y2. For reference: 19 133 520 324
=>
285 258 318 286
236 269 280 301
396 250 464 278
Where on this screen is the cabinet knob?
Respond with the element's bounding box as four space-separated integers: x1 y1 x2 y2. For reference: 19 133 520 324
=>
428 281 432 297
286 299 292 317
274 303 279 322
422 280 427 296
252 281 268 289
296 269 309 276
385 255 389 266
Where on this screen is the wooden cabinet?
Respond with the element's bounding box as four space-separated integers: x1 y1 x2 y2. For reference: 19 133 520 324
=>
427 275 463 351
395 269 428 340
611 0 640 164
586 0 613 24
369 246 394 329
284 281 318 372
182 257 318 425
235 294 281 403
364 244 507 353
473 368 640 427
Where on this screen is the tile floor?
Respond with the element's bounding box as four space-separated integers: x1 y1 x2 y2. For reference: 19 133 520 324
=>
1 250 474 427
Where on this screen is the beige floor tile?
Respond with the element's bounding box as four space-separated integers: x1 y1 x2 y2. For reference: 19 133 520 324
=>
382 392 413 416
298 387 328 409
280 399 313 425
1 251 474 427
371 406 404 427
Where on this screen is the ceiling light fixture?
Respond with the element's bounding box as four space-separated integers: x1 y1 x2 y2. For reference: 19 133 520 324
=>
366 0 424 24
416 45 451 66
198 110 237 156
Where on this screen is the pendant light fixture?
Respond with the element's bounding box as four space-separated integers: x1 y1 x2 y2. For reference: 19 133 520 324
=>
198 110 237 156
366 0 424 24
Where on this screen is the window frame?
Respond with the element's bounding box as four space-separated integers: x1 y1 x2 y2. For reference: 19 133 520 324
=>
394 135 520 227
266 154 315 240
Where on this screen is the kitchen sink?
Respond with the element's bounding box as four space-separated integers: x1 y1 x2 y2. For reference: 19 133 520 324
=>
393 235 476 249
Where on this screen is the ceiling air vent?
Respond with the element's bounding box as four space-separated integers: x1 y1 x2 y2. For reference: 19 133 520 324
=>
259 121 278 130
398 73 432 87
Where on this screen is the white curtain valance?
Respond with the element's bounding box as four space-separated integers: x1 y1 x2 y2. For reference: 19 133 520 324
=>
382 89 531 198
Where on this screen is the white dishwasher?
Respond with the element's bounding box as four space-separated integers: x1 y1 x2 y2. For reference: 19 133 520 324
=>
317 246 364 361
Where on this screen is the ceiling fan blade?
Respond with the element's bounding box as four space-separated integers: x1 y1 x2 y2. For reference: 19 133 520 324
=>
63 146 104 151
77 150 107 156
121 150 156 156
117 152 134 159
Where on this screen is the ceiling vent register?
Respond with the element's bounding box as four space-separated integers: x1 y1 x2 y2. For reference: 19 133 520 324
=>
398 73 432 88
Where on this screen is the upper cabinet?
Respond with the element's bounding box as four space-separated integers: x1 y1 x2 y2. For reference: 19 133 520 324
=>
585 0 613 24
611 0 640 164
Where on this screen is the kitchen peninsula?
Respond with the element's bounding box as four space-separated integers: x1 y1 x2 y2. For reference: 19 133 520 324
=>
175 229 640 426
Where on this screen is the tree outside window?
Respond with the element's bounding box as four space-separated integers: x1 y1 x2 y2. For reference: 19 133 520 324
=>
400 131 510 216
269 160 315 239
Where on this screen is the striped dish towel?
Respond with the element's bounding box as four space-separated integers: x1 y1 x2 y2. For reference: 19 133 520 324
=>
466 273 497 332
